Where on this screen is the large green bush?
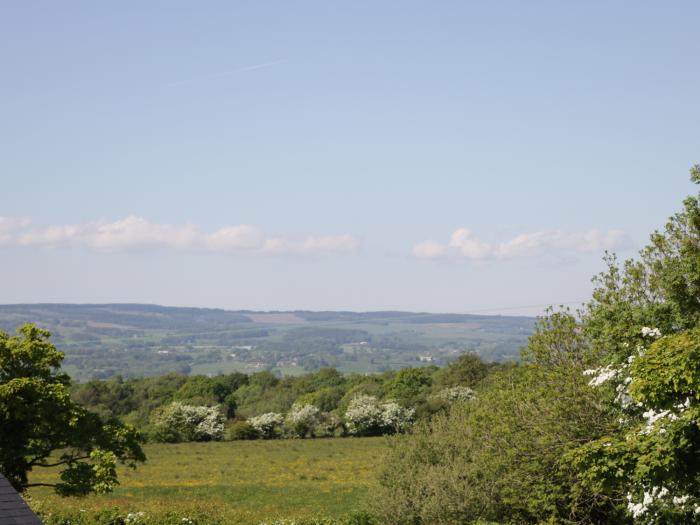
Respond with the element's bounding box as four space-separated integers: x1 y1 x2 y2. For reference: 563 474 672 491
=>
372 311 618 524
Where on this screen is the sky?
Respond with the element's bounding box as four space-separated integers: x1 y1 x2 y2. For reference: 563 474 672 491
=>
1 1 699 315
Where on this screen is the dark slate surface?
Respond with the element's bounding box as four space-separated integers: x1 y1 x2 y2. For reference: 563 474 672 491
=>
0 474 44 525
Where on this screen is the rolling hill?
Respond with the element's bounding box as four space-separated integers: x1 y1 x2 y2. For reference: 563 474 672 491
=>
0 304 535 381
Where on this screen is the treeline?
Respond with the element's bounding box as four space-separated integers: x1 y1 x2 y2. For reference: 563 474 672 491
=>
71 353 498 442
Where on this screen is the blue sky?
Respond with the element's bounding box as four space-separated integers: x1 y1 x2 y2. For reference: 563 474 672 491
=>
1 1 698 314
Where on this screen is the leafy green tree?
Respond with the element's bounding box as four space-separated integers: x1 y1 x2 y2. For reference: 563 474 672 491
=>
0 325 145 495
432 352 491 389
384 367 436 406
295 385 345 412
569 327 700 523
560 166 700 522
0 324 145 494
586 165 700 361
173 373 247 418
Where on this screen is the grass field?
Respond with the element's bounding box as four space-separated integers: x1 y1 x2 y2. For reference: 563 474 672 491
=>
26 437 387 524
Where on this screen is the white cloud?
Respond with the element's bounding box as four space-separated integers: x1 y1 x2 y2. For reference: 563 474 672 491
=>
18 216 199 251
412 240 448 259
205 225 266 251
414 227 627 260
261 234 359 256
0 216 31 245
0 215 359 256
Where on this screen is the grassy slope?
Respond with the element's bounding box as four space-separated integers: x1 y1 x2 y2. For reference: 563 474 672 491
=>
27 438 386 524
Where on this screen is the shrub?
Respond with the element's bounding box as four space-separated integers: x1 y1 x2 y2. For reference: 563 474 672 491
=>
225 420 259 440
433 385 475 403
248 412 284 439
344 395 414 436
150 402 224 442
36 507 223 525
285 403 321 438
371 311 617 524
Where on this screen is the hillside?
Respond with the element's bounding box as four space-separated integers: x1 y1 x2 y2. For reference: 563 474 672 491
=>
0 304 534 381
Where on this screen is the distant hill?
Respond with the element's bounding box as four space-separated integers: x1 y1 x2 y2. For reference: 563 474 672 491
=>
0 304 535 382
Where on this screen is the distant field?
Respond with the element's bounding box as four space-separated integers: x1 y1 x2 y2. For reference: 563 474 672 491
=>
0 304 534 381
27 438 386 524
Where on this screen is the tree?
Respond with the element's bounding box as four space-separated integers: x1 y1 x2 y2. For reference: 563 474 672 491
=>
344 395 414 436
570 326 700 524
432 352 490 389
285 403 320 438
150 402 224 442
0 324 145 494
384 367 435 406
565 166 700 523
248 412 284 439
585 164 700 361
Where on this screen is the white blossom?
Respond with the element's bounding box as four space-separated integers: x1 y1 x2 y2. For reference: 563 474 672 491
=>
641 327 662 338
584 364 619 386
249 412 284 438
434 386 475 403
638 408 678 435
627 486 670 519
285 404 320 438
154 402 224 441
125 512 146 525
344 395 414 435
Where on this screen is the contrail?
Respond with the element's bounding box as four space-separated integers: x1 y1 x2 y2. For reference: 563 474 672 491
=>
165 60 286 87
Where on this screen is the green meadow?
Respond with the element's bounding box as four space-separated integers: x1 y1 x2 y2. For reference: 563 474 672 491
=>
27 438 386 524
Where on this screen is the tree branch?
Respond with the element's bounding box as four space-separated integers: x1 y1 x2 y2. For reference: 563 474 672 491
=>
34 455 90 468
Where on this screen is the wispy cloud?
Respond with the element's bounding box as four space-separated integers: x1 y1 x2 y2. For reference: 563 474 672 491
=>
413 227 628 260
0 216 359 256
0 216 31 244
165 60 286 87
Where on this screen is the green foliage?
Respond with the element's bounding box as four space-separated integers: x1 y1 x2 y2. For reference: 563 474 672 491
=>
630 328 700 408
370 165 700 524
0 324 145 494
295 386 345 412
226 420 259 440
372 310 618 524
383 366 435 406
432 352 491 388
586 166 700 364
70 353 496 445
0 304 532 381
568 328 700 523
150 402 224 443
173 373 247 418
36 506 224 525
557 166 700 522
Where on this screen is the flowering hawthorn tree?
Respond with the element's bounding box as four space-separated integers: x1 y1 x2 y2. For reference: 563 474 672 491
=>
344 395 414 436
285 403 320 438
248 412 284 439
152 402 224 442
570 326 700 523
434 386 475 403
